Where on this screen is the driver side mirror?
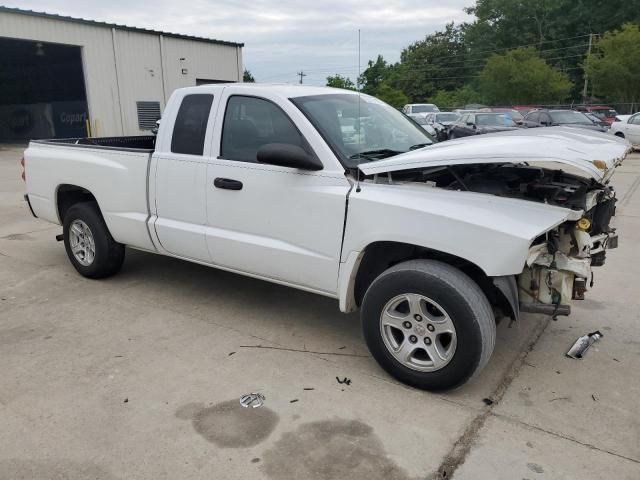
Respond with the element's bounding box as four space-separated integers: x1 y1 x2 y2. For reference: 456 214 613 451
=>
257 143 323 171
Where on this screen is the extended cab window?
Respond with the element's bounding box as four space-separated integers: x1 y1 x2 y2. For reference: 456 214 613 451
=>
221 96 305 163
171 94 214 156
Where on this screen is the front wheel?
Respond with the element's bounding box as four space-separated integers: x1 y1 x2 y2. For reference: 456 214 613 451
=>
361 259 496 391
63 202 125 279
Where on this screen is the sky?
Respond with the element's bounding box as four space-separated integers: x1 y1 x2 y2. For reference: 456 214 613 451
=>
5 0 474 85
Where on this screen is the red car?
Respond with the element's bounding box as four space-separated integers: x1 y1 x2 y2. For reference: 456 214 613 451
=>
575 105 619 125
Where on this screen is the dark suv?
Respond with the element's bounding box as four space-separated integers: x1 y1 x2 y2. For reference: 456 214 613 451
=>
448 112 519 139
523 109 607 132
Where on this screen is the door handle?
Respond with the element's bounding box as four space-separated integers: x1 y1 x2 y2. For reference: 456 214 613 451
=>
214 177 243 190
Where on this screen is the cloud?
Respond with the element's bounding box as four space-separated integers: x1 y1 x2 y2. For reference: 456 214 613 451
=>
6 0 473 84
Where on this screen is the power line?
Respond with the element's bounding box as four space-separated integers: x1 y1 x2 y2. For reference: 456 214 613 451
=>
294 41 591 76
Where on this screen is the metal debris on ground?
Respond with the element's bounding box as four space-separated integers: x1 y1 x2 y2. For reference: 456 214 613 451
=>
566 330 603 359
239 393 266 408
336 377 351 385
289 399 299 403
228 351 236 356
123 398 128 403
303 387 314 391
592 394 598 402
482 398 494 406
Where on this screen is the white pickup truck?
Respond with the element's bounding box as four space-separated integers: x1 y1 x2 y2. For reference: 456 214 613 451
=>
22 84 629 390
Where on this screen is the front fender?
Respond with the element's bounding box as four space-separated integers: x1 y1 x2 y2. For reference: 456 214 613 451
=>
337 183 581 311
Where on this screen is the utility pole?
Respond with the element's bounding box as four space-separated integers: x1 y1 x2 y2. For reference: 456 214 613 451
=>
582 33 594 104
297 70 307 84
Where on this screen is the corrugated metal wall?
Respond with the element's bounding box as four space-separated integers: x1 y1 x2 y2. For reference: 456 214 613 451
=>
0 10 242 136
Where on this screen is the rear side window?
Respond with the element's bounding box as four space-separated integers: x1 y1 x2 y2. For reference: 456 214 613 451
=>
220 95 306 163
171 94 214 155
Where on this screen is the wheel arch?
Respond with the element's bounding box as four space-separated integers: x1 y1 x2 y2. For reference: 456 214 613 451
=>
614 131 625 138
340 241 518 320
56 184 101 224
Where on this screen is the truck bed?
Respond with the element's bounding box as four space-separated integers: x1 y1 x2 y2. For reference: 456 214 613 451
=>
24 135 157 252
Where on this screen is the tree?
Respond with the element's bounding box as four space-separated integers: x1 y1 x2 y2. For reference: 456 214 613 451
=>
374 82 408 109
243 69 255 83
394 23 468 102
429 85 479 110
584 24 640 111
463 0 640 94
478 48 572 104
358 55 390 94
326 74 355 90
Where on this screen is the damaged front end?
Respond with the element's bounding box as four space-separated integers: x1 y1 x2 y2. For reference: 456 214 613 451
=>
518 189 618 317
357 128 629 319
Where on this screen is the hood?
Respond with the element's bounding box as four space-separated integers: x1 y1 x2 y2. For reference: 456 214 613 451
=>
562 123 607 132
358 126 630 182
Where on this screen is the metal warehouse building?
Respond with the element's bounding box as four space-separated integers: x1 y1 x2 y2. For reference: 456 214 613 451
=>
0 6 244 142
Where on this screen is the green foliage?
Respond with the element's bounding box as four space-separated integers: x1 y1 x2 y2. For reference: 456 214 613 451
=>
243 69 255 83
358 55 390 94
584 24 640 107
478 48 572 104
326 74 356 90
352 1 638 106
394 23 467 101
373 82 409 109
429 85 479 110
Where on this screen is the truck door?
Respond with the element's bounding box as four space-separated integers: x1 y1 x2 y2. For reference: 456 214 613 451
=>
204 88 351 295
154 91 219 261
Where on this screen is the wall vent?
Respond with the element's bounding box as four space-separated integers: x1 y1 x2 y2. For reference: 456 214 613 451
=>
136 101 161 130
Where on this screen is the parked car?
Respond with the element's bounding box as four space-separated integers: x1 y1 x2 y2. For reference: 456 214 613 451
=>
423 112 460 141
22 84 628 391
488 108 525 125
575 105 619 125
448 112 519 139
609 113 640 147
402 103 440 118
410 114 437 137
583 112 610 129
523 109 608 132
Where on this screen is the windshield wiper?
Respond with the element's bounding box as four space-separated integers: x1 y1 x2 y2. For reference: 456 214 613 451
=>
409 143 431 150
349 149 404 160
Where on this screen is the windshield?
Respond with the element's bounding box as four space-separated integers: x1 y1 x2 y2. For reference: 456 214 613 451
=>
412 105 435 113
502 110 523 121
549 111 592 125
292 94 433 168
435 113 459 123
590 109 618 119
476 114 516 127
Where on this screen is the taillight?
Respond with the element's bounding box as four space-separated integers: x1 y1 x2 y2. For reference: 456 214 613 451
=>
20 157 25 181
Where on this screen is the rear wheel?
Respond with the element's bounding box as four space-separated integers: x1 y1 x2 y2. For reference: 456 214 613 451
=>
361 259 495 391
63 202 125 278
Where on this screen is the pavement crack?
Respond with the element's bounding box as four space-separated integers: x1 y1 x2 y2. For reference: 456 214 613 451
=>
428 316 551 480
238 344 370 357
492 412 640 465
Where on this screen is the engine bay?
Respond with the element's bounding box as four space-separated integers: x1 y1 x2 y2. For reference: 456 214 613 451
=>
380 163 615 214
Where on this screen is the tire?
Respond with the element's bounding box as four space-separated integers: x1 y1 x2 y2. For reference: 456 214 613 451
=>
449 132 457 140
361 259 495 391
63 201 125 279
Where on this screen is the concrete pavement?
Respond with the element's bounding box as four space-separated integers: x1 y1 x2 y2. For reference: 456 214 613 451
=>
1 144 639 479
